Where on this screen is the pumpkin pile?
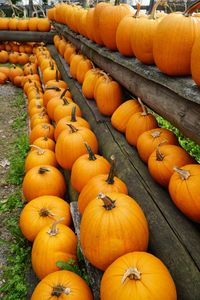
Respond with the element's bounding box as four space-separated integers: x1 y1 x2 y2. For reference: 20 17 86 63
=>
0 17 51 32
48 0 200 86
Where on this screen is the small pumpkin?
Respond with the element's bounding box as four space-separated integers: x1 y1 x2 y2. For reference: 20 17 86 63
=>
76 57 93 84
22 165 66 202
19 195 71 241
37 18 51 32
32 219 77 279
0 72 7 84
43 63 61 85
53 99 82 124
29 123 54 144
82 68 102 100
32 136 55 151
69 54 84 79
80 192 149 270
0 50 9 63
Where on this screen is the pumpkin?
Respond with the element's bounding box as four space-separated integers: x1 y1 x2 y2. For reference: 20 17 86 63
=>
153 2 200 75
54 99 82 124
69 54 84 79
0 50 9 63
29 123 54 144
85 8 95 41
17 19 29 31
43 63 61 85
54 106 90 140
31 270 93 300
71 142 110 192
78 155 128 214
100 251 177 300
0 72 7 84
93 2 110 45
76 57 93 84
99 3 134 50
45 76 68 90
111 99 142 133
95 74 123 116
191 35 200 86
78 9 88 37
0 67 10 77
9 52 19 64
137 128 178 163
169 164 200 223
80 192 148 270
22 165 66 202
0 18 9 30
32 136 55 151
148 144 194 188
25 146 57 172
32 219 77 279
17 53 29 65
19 195 71 241
43 86 63 107
55 124 98 170
125 99 157 146
46 91 73 121
28 18 39 31
13 75 24 87
9 65 24 83
63 43 76 65
30 111 50 128
58 37 68 57
8 18 18 30
37 18 51 32
82 68 102 100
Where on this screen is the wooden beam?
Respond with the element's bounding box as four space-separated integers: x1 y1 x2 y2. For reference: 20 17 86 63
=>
49 45 200 300
0 30 54 43
53 22 200 145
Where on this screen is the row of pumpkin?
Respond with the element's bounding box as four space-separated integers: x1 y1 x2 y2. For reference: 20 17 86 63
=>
48 1 200 85
1 43 178 299
0 17 51 32
54 34 200 224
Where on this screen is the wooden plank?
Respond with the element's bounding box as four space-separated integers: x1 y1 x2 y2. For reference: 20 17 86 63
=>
49 45 200 300
53 22 200 145
70 202 103 300
0 30 54 43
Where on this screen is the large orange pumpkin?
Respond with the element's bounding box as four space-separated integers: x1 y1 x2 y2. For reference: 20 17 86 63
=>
22 165 67 202
32 220 77 279
19 195 71 241
31 270 93 300
100 252 177 300
169 164 200 223
80 192 149 271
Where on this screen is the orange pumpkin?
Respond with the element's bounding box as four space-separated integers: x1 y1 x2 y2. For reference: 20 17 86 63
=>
31 270 93 300
22 165 67 202
9 52 19 64
32 136 55 151
18 53 29 65
191 35 200 86
0 72 8 84
28 18 39 31
76 58 93 84
9 66 24 83
17 19 29 31
19 195 71 241
0 18 9 30
63 43 76 65
43 86 64 107
0 50 9 63
29 123 54 144
82 68 102 100
43 64 61 85
69 54 84 79
32 220 77 279
85 8 95 41
53 99 81 124
8 18 18 30
37 18 51 32
101 252 177 300
80 192 149 270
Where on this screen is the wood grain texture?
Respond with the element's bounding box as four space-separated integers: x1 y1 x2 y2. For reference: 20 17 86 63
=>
0 30 54 43
49 44 200 300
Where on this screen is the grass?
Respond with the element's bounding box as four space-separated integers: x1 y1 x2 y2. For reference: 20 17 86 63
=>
0 89 31 300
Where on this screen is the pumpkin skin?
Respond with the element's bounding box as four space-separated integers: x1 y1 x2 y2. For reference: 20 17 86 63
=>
22 165 67 202
69 54 84 79
82 68 101 100
37 18 51 32
32 221 77 279
29 123 54 144
55 125 98 170
169 164 200 223
76 58 93 84
0 50 9 63
100 251 177 300
25 147 57 172
111 99 142 133
93 2 110 45
148 145 194 188
32 136 55 151
95 75 123 116
191 36 200 86
71 143 110 192
19 195 71 241
43 65 61 85
78 156 128 214
0 72 8 84
53 100 82 124
63 43 76 65
31 270 93 300
46 93 73 121
137 128 178 163
153 10 200 75
45 79 67 90
43 87 64 107
80 192 149 271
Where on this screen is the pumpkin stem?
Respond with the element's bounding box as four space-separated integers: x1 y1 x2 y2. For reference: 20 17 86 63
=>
173 167 191 180
51 285 71 297
106 155 115 184
114 0 120 6
70 106 77 122
156 141 167 161
45 86 61 92
30 144 45 155
184 0 200 16
121 267 141 284
84 142 96 161
67 123 78 133
56 69 59 82
48 217 64 236
39 207 56 218
98 193 116 210
138 98 148 116
42 124 50 130
149 0 161 19
38 167 50 174
134 1 141 18
61 87 70 99
62 97 70 105
150 130 161 138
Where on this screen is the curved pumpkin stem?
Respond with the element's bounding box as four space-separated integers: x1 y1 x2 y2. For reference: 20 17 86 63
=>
137 98 148 116
106 155 115 184
173 167 191 180
84 142 96 161
149 0 162 19
67 123 78 133
98 193 116 210
155 140 167 161
70 106 77 122
48 217 64 236
134 1 141 18
52 285 71 297
30 144 45 155
61 87 70 99
38 167 50 174
121 267 141 284
62 97 70 105
184 0 200 15
45 86 61 92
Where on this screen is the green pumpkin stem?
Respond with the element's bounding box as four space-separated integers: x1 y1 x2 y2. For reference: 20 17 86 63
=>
67 123 78 133
98 193 116 210
48 217 64 236
84 142 96 161
106 155 115 184
38 167 50 174
121 267 141 284
51 285 71 297
173 167 191 180
70 106 77 122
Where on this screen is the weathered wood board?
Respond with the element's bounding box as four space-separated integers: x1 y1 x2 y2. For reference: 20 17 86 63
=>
49 44 200 300
0 30 54 43
53 22 200 145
